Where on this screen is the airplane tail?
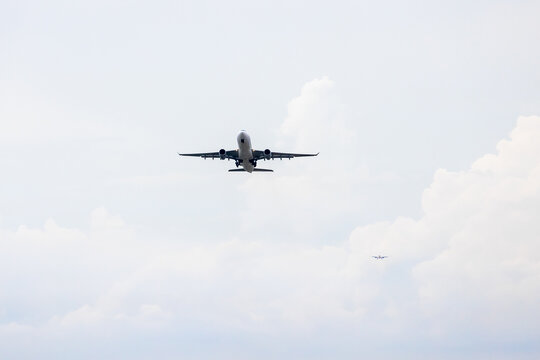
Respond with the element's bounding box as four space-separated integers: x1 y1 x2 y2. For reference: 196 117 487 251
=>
228 168 273 172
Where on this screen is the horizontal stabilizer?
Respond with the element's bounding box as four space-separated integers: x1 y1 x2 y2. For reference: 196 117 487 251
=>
228 168 274 172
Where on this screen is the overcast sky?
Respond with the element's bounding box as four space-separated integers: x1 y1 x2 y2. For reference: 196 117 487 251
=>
1 0 540 359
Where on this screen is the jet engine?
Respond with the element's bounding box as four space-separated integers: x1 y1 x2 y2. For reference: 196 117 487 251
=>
264 149 272 160
219 149 226 160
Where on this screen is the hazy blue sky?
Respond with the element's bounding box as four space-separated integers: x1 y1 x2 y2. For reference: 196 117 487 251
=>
1 0 540 359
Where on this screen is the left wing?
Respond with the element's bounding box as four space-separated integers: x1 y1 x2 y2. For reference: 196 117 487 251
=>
252 150 319 160
178 150 239 160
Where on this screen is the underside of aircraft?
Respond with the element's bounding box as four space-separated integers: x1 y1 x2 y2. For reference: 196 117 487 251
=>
178 131 318 173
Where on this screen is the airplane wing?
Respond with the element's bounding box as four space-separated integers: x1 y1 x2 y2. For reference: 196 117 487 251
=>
252 150 319 160
178 150 239 160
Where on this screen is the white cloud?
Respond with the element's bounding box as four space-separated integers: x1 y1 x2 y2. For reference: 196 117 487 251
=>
411 117 540 336
349 116 540 339
279 76 356 155
1 91 540 357
237 77 397 238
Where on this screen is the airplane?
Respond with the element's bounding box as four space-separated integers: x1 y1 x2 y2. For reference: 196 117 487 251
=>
178 130 318 173
372 255 388 260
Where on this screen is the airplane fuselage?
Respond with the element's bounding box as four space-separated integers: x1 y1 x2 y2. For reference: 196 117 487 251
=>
237 130 255 173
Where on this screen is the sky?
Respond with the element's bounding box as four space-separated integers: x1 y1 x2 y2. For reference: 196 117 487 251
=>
1 0 540 359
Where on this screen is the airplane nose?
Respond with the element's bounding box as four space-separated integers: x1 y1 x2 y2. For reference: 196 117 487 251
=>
237 131 249 144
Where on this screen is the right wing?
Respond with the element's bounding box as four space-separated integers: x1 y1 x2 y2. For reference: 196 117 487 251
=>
178 150 239 160
252 150 319 160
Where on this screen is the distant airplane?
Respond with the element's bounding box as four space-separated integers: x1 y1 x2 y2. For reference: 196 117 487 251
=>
178 130 318 173
372 255 388 260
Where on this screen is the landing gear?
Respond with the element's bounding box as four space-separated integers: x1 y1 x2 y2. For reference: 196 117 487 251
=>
235 159 258 168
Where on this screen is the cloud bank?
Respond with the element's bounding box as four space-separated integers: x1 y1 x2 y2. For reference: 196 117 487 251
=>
1 79 539 359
